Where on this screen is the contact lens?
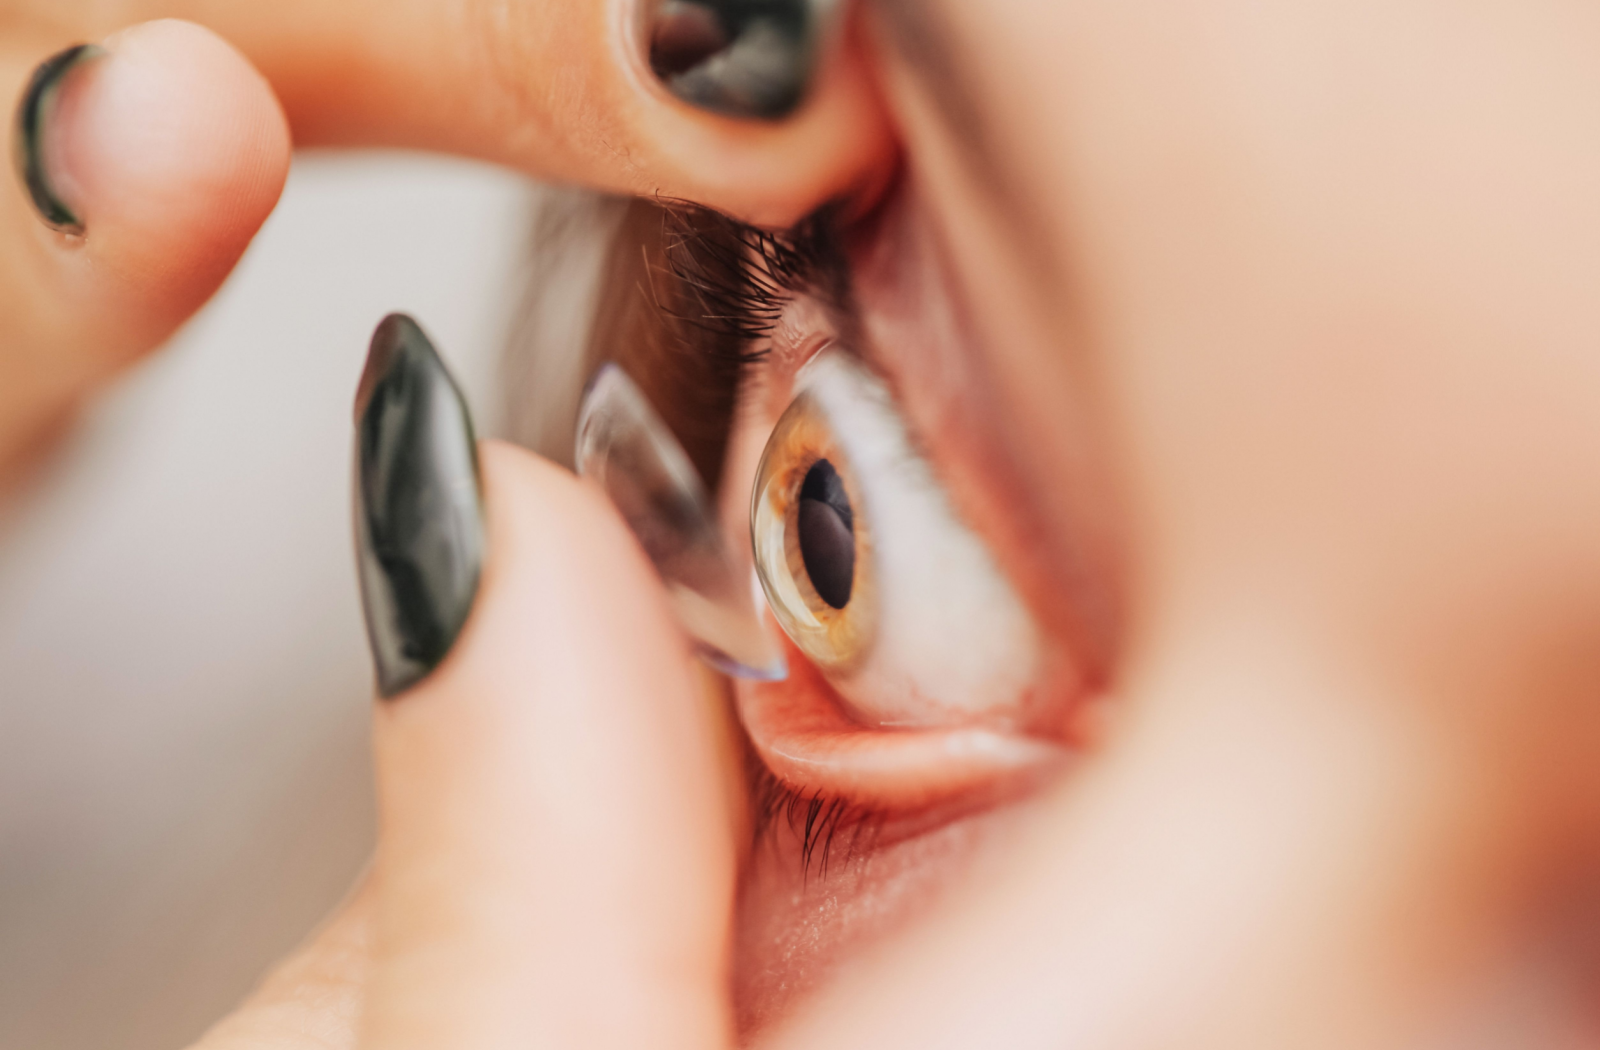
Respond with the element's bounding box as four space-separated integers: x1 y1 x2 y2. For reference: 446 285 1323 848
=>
750 353 878 677
576 364 787 681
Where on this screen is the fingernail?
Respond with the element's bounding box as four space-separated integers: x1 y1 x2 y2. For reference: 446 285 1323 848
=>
353 314 484 699
12 44 103 236
646 0 834 120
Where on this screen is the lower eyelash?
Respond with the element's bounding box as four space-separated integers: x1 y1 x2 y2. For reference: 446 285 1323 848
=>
748 762 885 882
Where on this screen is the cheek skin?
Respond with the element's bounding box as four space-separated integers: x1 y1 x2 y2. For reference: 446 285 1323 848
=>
732 788 1004 1040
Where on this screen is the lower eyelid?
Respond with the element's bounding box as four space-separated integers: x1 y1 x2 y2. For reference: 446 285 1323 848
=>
738 637 1073 812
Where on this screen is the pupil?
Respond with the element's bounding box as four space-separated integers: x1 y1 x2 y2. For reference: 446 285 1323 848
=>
797 459 855 609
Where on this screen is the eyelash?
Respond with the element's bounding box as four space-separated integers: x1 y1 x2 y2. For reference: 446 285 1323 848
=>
654 197 848 353
749 761 885 881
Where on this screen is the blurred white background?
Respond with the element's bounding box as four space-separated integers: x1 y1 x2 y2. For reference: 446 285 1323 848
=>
0 152 534 1050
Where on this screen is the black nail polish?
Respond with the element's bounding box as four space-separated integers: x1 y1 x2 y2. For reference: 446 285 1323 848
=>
12 44 102 236
647 0 831 120
353 314 484 699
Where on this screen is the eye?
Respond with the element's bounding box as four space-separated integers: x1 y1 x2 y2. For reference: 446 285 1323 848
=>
751 351 1041 728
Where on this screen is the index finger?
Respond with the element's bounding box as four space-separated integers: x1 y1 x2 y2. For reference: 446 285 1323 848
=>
88 0 895 226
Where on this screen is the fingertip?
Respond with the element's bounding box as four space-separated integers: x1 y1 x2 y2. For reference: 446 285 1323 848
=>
46 19 290 338
366 440 737 1048
406 439 698 729
623 7 899 227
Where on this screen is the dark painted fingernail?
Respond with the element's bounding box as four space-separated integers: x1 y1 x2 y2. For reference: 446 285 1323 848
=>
12 44 103 236
646 0 833 120
353 314 484 699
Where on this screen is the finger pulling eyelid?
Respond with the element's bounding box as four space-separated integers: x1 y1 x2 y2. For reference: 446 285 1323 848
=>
607 0 899 227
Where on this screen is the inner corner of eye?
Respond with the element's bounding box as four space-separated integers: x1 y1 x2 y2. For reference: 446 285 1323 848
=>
797 458 855 610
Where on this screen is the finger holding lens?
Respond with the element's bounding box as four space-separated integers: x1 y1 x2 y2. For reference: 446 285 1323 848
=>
90 0 892 228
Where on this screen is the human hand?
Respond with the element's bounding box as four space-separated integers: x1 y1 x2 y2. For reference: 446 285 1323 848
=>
0 0 889 485
186 435 744 1050
11 0 1600 1045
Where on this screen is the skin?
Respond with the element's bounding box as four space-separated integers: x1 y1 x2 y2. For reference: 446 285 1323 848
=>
2 1 1599 1047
